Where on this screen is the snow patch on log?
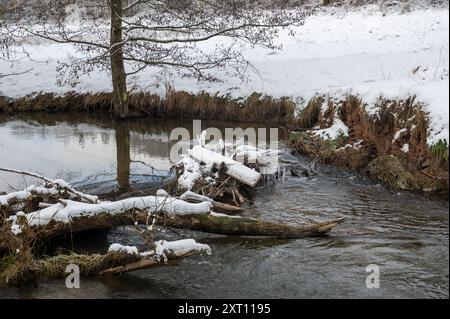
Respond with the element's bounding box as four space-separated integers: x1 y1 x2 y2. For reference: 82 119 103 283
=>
0 185 59 206
154 239 211 262
180 190 214 203
155 189 169 197
52 179 99 204
210 211 241 219
0 168 99 204
108 243 139 255
108 239 212 263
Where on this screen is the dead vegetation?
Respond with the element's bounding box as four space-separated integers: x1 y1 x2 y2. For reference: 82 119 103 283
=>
0 90 296 126
289 95 449 193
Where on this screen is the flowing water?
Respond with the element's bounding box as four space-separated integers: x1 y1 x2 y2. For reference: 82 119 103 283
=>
0 113 448 299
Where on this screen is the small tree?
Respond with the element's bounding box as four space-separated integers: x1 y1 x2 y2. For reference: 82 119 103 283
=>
2 0 307 117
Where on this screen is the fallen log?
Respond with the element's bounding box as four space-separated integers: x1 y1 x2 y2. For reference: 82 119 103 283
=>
20 196 212 227
165 214 345 238
2 205 344 252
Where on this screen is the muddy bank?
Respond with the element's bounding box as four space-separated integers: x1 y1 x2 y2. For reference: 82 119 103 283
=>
0 90 448 193
289 95 449 193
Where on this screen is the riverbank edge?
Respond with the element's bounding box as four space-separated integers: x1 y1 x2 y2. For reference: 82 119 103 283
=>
0 90 448 193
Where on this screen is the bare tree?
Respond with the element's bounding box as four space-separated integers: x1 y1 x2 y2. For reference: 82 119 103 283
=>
1 0 307 117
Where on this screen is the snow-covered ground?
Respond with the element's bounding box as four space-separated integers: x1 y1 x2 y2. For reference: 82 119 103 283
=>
0 6 448 144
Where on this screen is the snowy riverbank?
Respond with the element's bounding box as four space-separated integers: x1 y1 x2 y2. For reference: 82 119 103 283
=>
0 5 448 144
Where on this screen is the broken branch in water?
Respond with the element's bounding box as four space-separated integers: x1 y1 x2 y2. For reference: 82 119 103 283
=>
0 168 98 204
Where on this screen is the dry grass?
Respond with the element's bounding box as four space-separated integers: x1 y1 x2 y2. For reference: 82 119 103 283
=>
290 94 448 192
367 155 419 190
296 96 323 129
0 90 297 125
0 214 36 285
0 251 142 285
34 252 139 278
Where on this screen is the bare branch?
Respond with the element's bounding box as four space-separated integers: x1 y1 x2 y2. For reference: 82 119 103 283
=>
0 67 32 78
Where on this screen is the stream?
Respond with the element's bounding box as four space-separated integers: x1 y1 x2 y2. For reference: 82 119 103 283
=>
0 113 448 299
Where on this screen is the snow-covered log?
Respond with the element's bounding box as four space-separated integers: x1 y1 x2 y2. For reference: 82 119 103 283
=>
18 196 212 227
101 239 211 275
0 195 213 249
189 145 261 187
0 168 99 205
1 201 344 253
180 190 213 203
0 185 59 207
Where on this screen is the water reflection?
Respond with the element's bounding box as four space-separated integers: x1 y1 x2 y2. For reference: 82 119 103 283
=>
0 113 277 196
115 122 131 191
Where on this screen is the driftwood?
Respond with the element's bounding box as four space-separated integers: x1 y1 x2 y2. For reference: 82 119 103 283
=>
189 145 261 187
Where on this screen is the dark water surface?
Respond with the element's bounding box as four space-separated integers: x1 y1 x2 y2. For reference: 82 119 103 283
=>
0 113 448 299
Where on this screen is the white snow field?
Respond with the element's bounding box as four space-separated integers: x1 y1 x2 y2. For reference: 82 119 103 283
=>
0 6 448 144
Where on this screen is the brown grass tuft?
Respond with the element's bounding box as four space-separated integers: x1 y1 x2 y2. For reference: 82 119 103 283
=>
0 90 297 125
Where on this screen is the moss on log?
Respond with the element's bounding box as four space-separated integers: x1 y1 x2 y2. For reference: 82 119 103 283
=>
165 214 345 238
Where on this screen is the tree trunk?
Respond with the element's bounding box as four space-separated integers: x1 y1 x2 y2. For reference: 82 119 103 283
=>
110 0 128 118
